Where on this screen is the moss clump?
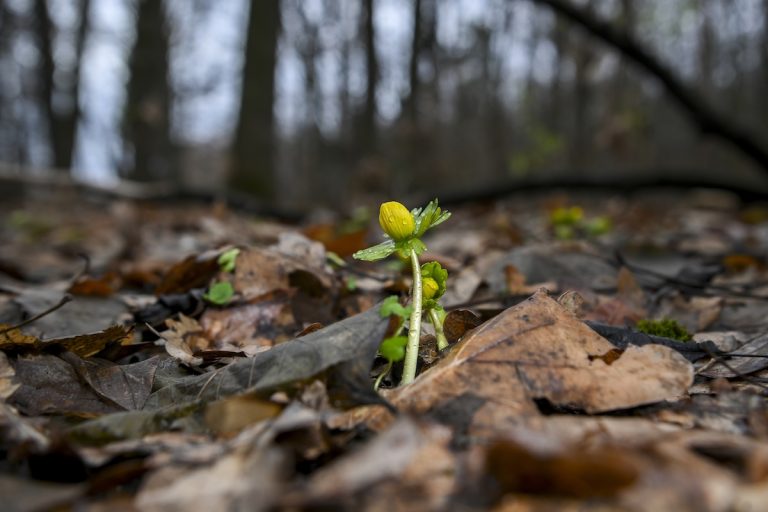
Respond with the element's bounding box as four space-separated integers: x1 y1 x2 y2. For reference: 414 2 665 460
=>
636 318 692 342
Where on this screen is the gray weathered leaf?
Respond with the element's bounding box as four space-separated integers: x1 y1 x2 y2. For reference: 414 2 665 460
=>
145 304 388 408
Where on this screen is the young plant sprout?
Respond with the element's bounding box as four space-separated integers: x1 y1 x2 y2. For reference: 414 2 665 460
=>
374 296 413 390
420 261 449 351
354 199 450 386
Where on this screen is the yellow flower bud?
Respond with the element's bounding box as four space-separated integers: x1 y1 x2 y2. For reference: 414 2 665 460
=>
422 277 439 300
379 201 415 241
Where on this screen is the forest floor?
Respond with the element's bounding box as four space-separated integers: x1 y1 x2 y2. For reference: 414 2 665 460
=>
2 186 768 511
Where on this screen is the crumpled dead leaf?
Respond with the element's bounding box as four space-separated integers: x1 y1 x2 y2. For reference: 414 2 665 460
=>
0 324 133 358
485 438 639 498
10 354 125 416
155 249 222 295
200 291 297 352
145 304 388 409
136 444 288 512
363 291 694 436
291 417 455 510
699 332 768 378
156 315 206 366
234 241 332 301
0 351 19 400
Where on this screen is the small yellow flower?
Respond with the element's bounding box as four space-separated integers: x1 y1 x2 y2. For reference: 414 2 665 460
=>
379 201 415 241
422 277 439 300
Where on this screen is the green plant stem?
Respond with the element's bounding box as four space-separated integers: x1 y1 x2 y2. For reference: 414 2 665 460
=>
374 361 392 391
430 309 448 351
401 248 422 386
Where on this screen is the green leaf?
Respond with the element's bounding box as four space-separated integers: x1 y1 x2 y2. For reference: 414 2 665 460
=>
413 199 451 237
204 281 234 305
217 248 240 273
380 336 408 362
396 238 427 259
380 296 413 319
352 240 396 261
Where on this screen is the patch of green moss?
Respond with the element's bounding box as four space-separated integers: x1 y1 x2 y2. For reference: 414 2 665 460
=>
636 318 692 342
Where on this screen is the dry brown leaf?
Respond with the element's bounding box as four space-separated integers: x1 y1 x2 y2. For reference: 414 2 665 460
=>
159 315 206 366
656 294 723 332
68 272 122 297
0 324 132 358
367 291 693 436
204 395 283 436
10 354 124 416
200 292 296 352
0 324 39 349
155 249 222 295
616 266 646 310
47 324 134 357
0 352 19 400
557 290 588 318
485 439 639 498
234 246 332 301
295 418 455 510
303 223 368 257
443 309 483 344
136 445 288 512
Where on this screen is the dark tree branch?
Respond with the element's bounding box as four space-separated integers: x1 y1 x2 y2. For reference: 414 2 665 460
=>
528 0 768 176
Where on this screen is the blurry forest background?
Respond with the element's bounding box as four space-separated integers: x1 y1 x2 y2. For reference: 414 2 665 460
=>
1 0 767 210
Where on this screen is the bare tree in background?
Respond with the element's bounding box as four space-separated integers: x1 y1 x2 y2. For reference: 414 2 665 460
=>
359 0 378 155
229 0 281 198
531 0 768 175
0 3 24 163
32 0 90 171
763 0 768 126
121 0 175 182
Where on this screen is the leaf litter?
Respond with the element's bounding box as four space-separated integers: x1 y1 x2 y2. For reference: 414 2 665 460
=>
2 190 768 510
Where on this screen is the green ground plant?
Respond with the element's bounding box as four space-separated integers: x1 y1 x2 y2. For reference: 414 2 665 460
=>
354 200 450 385
636 318 692 342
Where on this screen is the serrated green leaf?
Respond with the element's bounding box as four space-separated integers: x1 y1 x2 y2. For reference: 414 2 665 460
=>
352 240 396 261
413 199 451 237
217 248 240 273
380 335 408 362
204 281 234 305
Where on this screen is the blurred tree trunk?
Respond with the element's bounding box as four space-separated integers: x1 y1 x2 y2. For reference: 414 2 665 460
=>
360 0 378 154
761 0 768 129
0 3 23 163
403 0 439 125
33 0 89 171
610 0 634 103
121 0 175 182
230 0 281 198
571 1 595 169
404 0 423 123
697 0 714 99
547 16 567 136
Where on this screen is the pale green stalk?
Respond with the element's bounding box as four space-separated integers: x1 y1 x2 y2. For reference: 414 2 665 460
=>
430 309 448 351
400 248 422 385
